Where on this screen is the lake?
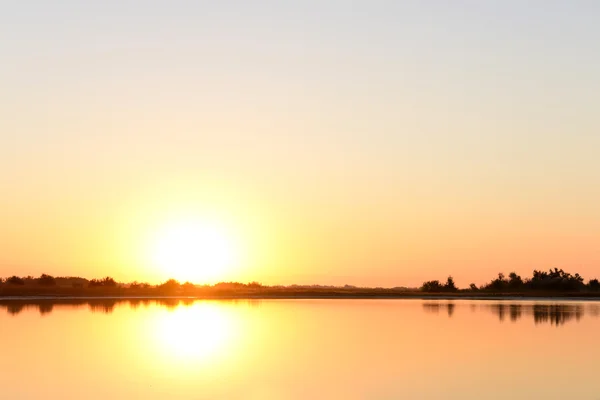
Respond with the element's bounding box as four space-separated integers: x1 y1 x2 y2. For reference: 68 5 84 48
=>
1 299 599 399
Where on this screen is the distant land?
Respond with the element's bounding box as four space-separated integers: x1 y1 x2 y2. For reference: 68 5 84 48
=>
1 268 599 299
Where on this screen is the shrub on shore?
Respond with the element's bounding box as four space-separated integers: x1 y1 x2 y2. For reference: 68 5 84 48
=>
37 274 57 286
421 276 458 292
159 279 181 292
6 276 25 285
89 277 117 288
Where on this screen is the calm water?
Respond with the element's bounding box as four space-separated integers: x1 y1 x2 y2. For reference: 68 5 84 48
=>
1 299 599 399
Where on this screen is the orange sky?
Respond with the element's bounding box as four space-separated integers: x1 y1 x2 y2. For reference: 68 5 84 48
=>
1 2 599 286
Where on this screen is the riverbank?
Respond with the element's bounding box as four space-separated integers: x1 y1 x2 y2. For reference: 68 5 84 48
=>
2 292 600 301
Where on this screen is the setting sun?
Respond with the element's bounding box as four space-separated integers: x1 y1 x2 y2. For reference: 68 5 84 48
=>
150 219 239 283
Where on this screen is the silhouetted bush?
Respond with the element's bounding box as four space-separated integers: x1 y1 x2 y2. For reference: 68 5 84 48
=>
421 276 458 292
588 279 600 291
37 274 56 286
213 282 248 290
181 281 196 294
88 276 117 288
6 276 25 285
508 272 524 290
421 280 443 292
102 277 117 287
159 279 181 292
487 273 508 291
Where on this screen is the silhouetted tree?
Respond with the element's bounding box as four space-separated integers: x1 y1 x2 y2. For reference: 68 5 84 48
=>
421 280 443 292
6 276 25 285
88 276 117 288
37 274 56 286
159 279 181 292
487 272 508 291
588 279 600 291
89 279 101 287
102 276 116 287
469 283 478 291
181 281 196 294
478 268 588 292
444 276 457 292
527 268 584 291
508 272 523 290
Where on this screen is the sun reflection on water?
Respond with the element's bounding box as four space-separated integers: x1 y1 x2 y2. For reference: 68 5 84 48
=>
153 302 236 365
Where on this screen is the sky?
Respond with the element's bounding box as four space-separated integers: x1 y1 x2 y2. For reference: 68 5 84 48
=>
1 1 599 287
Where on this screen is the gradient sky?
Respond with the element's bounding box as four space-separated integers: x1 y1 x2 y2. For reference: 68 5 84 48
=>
1 1 599 286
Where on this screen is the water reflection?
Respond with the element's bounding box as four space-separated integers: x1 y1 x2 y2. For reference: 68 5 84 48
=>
423 302 455 318
154 302 235 363
0 298 261 316
487 303 585 326
0 299 598 328
447 302 455 317
487 303 523 322
6 303 25 316
88 300 117 314
422 301 593 326
1 298 599 400
38 302 53 316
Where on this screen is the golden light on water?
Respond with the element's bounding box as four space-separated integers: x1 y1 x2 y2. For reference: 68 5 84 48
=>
154 303 236 363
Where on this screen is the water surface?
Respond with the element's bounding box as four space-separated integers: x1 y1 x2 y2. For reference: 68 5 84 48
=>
1 299 599 399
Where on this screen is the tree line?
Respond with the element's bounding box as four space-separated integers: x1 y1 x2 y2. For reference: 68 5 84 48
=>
421 268 600 293
2 269 600 296
1 274 116 288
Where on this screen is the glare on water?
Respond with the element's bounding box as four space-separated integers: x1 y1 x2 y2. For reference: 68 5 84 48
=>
1 299 599 400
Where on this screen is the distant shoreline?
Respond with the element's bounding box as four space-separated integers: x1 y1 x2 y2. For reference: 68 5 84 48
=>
2 293 600 302
3 268 599 300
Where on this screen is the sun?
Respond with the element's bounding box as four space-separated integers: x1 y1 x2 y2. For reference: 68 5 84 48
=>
150 219 238 283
